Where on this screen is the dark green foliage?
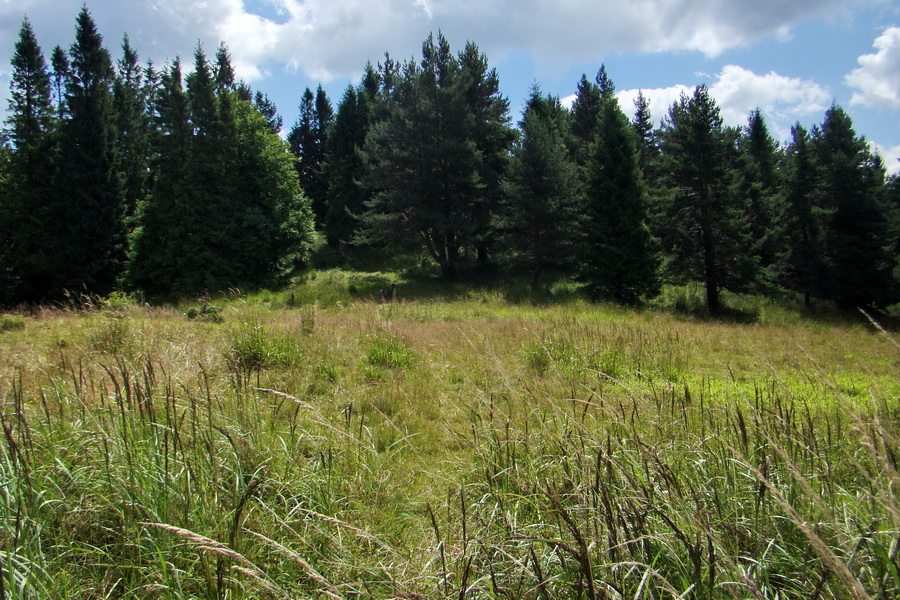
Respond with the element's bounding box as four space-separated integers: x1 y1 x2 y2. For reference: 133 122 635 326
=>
884 174 900 279
813 105 896 308
1 18 57 302
736 109 782 288
54 6 125 296
457 41 516 263
253 91 283 135
113 35 150 221
659 86 756 313
632 90 658 179
50 45 69 118
580 82 660 303
127 58 192 294
569 73 600 169
6 18 53 148
499 89 579 287
779 124 828 305
288 86 331 224
129 48 313 297
213 42 235 92
323 85 369 246
359 33 481 277
5 19 900 311
358 33 513 277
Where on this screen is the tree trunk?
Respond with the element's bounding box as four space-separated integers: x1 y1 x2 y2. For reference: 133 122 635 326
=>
699 197 720 314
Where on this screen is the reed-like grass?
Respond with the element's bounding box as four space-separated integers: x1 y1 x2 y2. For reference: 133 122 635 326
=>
0 284 897 598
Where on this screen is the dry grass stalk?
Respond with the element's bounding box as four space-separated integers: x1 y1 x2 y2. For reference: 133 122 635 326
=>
142 522 290 599
244 528 345 600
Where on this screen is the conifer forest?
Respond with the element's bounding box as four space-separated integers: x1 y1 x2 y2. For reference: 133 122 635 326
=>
2 8 900 600
1 8 898 312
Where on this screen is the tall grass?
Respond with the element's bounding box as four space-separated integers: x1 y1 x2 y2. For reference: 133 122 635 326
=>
0 291 897 598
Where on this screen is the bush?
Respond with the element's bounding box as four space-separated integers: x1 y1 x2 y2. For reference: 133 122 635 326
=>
0 314 26 332
185 303 223 323
228 323 303 370
365 332 417 369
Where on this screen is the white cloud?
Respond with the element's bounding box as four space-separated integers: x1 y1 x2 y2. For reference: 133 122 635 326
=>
870 141 900 176
710 65 831 128
846 27 900 109
614 85 693 127
616 66 830 140
0 0 860 87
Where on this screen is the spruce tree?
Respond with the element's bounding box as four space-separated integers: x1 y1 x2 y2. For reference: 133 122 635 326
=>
632 90 658 179
288 88 320 219
323 85 367 246
50 45 69 118
813 105 896 308
181 43 234 293
659 86 756 313
130 49 313 296
737 109 781 287
779 124 827 305
580 78 660 303
113 35 150 221
55 7 125 296
1 18 57 301
458 41 515 263
499 88 579 287
213 42 235 92
569 73 600 168
253 91 283 134
127 58 191 295
288 86 332 224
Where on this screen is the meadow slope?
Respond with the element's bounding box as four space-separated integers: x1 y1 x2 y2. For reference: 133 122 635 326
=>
0 284 898 599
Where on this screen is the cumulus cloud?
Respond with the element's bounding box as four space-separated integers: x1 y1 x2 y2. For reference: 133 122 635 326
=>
709 65 831 127
846 27 900 109
615 66 830 139
870 141 900 176
0 0 860 86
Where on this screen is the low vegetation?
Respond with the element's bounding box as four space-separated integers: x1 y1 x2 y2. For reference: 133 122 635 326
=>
0 279 898 599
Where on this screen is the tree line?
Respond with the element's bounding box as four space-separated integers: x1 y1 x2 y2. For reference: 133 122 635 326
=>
2 14 899 311
0 8 312 303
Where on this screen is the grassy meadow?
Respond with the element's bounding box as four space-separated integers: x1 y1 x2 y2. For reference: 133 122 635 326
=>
0 273 898 599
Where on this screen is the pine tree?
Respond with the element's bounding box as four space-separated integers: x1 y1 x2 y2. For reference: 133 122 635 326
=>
499 88 579 287
180 43 234 293
580 78 660 303
305 86 333 224
6 18 53 148
288 86 332 225
288 88 320 218
458 41 515 263
213 42 235 92
130 49 313 296
659 86 756 313
55 7 125 296
0 144 13 303
359 32 479 277
813 105 896 308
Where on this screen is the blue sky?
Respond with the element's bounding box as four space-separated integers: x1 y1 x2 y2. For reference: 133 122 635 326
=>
2 0 899 172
